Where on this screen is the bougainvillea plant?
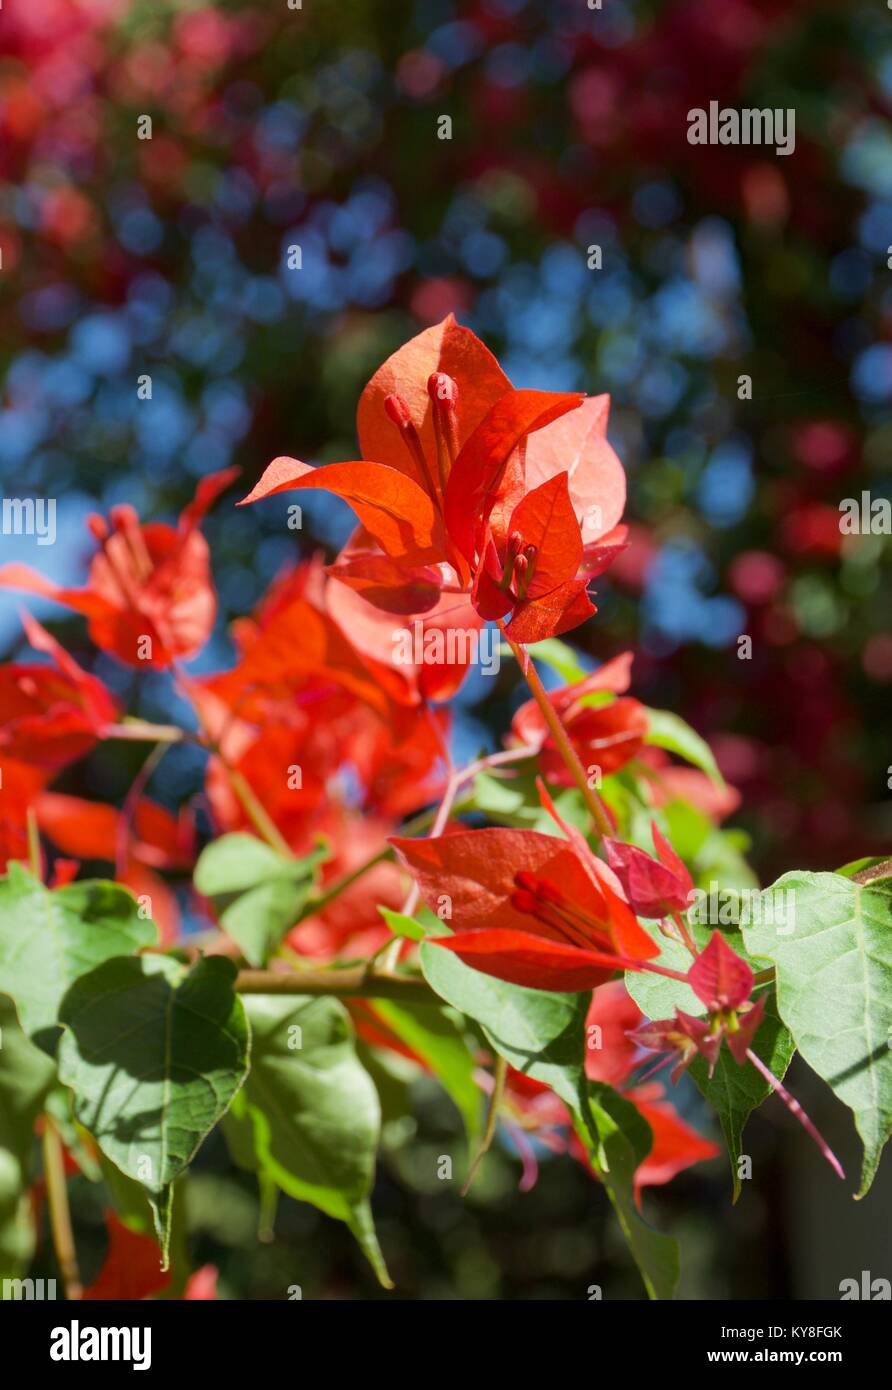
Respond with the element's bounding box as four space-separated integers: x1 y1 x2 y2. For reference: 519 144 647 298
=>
1 319 890 1300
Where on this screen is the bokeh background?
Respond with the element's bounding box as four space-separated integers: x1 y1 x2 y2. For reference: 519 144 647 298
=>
2 0 891 1298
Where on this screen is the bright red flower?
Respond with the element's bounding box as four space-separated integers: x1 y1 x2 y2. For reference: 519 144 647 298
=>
35 793 195 947
0 760 44 872
0 467 238 668
240 316 626 644
194 561 450 848
511 651 647 781
584 978 647 1087
503 982 718 1195
623 1084 720 1193
0 612 120 771
629 933 765 1079
688 930 754 1013
199 557 416 718
36 793 194 872
604 822 695 919
82 1212 171 1301
391 824 660 991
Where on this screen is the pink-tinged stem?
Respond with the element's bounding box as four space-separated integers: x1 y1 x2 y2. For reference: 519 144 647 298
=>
627 958 691 983
745 1048 845 1181
397 743 539 918
116 740 169 878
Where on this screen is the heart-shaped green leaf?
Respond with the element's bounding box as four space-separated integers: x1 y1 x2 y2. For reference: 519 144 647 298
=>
225 993 391 1288
57 954 249 1262
744 871 892 1194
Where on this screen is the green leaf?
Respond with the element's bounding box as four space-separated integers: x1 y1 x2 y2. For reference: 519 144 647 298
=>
57 954 249 1263
227 993 391 1288
576 1085 680 1301
0 996 56 1172
575 1099 676 1301
469 766 589 832
644 708 725 787
0 864 157 1048
744 872 892 1194
420 941 589 1113
370 999 482 1143
420 942 679 1299
689 995 795 1201
0 995 56 1278
377 907 425 942
194 833 326 967
835 857 892 881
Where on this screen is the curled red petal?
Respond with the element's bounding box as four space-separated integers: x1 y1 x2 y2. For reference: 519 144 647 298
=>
431 929 628 992
240 457 441 562
687 931 754 1012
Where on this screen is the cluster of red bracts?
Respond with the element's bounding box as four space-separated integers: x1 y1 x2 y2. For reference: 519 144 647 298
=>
394 810 844 1180
0 467 240 668
239 315 629 650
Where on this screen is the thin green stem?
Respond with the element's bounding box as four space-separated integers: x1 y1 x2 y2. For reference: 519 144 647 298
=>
499 624 612 839
226 766 294 858
42 1116 82 1300
462 1055 507 1196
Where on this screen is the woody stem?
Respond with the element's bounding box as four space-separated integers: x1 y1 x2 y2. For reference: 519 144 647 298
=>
499 625 613 840
235 966 434 1004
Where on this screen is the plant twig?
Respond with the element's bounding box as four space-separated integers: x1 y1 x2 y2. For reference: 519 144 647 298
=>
42 1115 82 1300
104 720 187 743
745 1047 845 1180
26 807 41 878
235 966 435 1004
225 766 294 858
462 1055 507 1195
499 624 613 839
116 741 169 877
380 743 537 973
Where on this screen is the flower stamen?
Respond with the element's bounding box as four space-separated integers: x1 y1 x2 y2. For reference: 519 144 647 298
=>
384 392 442 506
